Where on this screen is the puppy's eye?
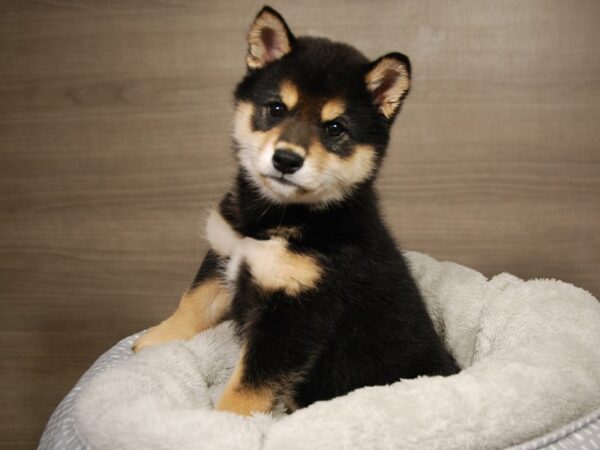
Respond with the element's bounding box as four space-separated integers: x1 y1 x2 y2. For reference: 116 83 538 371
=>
267 102 287 118
325 121 345 137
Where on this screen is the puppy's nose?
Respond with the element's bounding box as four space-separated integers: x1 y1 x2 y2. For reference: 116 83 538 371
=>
272 149 304 175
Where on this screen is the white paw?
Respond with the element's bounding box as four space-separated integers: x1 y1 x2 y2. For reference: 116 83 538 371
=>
225 237 285 284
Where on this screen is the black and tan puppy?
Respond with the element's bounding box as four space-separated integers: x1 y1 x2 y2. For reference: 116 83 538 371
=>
133 6 458 415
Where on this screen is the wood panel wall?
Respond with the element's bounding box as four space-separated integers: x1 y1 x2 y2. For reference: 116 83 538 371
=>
1 1 598 447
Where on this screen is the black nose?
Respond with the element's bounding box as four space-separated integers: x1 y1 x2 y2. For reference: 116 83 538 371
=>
272 149 304 174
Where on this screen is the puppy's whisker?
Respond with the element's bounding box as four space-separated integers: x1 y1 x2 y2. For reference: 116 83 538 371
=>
257 203 273 221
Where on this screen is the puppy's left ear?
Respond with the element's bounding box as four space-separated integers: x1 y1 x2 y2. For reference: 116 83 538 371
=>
246 6 295 70
365 52 411 120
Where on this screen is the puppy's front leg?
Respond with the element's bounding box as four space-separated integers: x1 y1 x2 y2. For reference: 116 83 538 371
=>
216 235 324 415
132 251 231 352
133 208 243 352
216 347 275 416
227 236 322 296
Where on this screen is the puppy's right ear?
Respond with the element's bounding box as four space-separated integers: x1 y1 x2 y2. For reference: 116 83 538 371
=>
246 6 295 70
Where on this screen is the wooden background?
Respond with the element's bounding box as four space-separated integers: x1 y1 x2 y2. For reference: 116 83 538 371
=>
1 0 598 447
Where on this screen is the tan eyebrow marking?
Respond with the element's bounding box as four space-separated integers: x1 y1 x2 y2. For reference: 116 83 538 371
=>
321 98 346 122
280 80 299 110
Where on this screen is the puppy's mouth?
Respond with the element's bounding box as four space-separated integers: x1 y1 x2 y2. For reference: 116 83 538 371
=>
264 174 303 189
258 174 314 199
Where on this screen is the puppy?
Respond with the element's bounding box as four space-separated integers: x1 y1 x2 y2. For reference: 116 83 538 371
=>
133 6 458 415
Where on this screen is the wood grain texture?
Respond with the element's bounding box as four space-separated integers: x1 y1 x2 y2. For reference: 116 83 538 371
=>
1 0 598 447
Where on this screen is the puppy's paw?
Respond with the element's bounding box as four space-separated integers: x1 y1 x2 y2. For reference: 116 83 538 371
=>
224 236 286 284
226 236 321 295
216 384 274 416
131 322 194 352
131 328 157 352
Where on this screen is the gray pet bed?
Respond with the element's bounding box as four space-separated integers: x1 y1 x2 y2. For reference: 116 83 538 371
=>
39 252 600 449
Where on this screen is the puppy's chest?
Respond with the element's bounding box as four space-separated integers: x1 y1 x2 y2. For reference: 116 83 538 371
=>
224 220 333 300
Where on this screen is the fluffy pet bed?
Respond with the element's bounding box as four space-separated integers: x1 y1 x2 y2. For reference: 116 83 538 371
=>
39 251 600 450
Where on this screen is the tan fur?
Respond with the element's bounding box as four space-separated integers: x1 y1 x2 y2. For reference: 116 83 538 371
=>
320 98 346 122
132 279 230 352
246 11 291 69
232 236 322 296
306 140 377 203
216 350 274 415
333 144 377 185
365 58 410 119
280 80 299 110
274 141 306 157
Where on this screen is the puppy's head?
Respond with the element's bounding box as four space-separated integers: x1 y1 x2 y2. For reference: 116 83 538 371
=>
233 6 411 206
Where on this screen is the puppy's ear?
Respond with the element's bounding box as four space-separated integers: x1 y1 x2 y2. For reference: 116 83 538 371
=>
246 6 295 70
365 53 411 120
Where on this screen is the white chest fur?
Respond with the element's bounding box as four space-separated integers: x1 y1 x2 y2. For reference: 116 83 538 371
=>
205 208 322 295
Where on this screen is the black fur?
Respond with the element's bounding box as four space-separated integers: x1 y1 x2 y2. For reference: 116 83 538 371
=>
220 177 458 408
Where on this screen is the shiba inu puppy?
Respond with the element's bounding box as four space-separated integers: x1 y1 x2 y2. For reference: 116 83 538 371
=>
133 6 458 415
